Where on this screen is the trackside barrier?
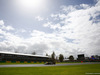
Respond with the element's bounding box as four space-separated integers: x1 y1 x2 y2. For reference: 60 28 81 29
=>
24 61 27 63
11 61 16 63
0 61 45 64
0 61 6 63
42 62 44 63
6 61 11 63
31 61 34 63
20 61 24 63
16 61 20 63
28 61 31 63
37 62 39 63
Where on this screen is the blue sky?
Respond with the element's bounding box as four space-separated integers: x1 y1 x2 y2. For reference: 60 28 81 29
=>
0 0 100 58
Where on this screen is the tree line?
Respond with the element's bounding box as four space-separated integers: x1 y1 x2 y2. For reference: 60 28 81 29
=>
50 51 74 62
32 51 74 62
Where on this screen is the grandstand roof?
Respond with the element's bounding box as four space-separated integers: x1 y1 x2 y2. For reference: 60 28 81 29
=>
0 51 48 58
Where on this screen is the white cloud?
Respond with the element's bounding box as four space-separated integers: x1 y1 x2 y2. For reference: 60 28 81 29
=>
0 0 100 58
80 4 90 9
43 22 61 30
43 22 52 27
0 20 14 31
0 20 4 25
35 16 44 21
96 0 100 6
22 29 26 32
4 26 14 31
43 0 100 56
51 14 59 20
61 5 76 13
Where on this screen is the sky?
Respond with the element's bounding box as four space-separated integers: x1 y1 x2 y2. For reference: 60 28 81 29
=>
0 0 100 58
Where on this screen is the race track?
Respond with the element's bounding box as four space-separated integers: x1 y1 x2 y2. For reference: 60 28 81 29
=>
0 62 100 67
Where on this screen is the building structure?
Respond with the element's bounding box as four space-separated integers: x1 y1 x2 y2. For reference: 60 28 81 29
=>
77 54 85 61
0 51 52 63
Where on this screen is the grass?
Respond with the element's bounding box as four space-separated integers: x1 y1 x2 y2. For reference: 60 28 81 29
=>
0 64 100 75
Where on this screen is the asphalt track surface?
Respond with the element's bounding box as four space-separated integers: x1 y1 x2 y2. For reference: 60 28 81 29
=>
0 62 100 67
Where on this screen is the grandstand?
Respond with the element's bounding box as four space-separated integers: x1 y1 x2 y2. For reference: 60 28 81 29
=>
0 51 51 63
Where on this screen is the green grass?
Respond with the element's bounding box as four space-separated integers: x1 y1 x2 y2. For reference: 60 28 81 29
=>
0 64 100 75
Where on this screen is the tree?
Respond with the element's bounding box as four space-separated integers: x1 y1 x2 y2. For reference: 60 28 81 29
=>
32 51 36 55
51 51 55 61
46 53 48 56
15 51 18 53
51 51 56 64
69 55 74 61
59 54 64 62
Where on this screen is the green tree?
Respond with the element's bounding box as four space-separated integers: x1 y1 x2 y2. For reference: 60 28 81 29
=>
46 53 48 56
51 51 55 61
59 54 64 62
69 55 74 61
32 51 36 55
15 51 18 53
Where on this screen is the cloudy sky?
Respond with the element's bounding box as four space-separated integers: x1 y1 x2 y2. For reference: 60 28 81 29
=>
0 0 100 58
